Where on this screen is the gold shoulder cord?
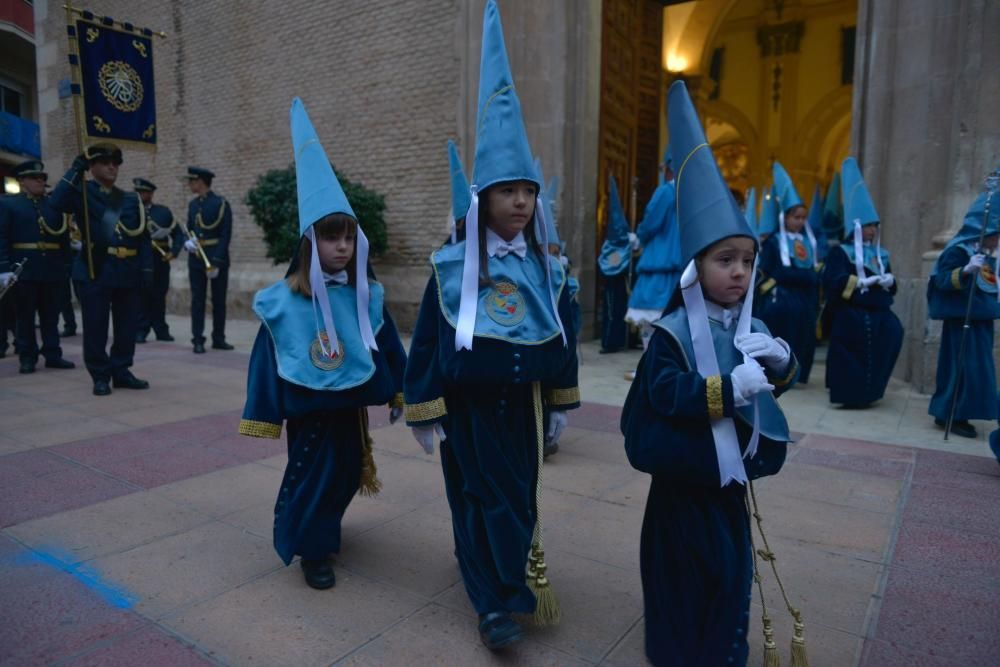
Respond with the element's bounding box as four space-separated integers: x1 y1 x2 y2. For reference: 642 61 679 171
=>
196 199 227 231
146 207 177 235
116 195 147 238
37 203 68 236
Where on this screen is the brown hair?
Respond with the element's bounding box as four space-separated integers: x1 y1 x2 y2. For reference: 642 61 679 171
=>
286 214 359 296
477 183 545 287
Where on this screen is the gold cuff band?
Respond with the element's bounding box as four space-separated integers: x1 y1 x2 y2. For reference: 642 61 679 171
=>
404 397 447 423
389 392 404 409
758 278 776 295
238 418 282 439
841 274 859 300
199 238 219 246
707 375 724 419
545 386 581 407
950 268 963 290
772 359 798 388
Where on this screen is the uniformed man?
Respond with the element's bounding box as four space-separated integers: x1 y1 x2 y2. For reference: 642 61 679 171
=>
0 160 75 374
49 143 153 395
134 178 183 343
183 167 233 354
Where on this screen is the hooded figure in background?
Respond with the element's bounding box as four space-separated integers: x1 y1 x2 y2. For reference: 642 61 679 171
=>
821 157 903 408
403 0 580 650
598 174 633 352
755 162 821 383
926 163 1000 438
238 97 407 588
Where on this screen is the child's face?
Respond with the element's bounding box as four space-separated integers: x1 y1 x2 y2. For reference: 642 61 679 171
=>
982 234 999 251
315 228 356 273
785 205 808 233
486 180 537 241
698 236 756 307
862 224 877 242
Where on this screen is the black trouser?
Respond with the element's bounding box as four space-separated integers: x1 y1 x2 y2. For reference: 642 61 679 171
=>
138 258 171 338
59 278 77 331
15 280 63 363
600 273 629 352
75 280 140 383
0 284 17 354
189 262 228 345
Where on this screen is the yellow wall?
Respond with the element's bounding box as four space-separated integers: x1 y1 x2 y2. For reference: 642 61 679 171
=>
667 0 856 204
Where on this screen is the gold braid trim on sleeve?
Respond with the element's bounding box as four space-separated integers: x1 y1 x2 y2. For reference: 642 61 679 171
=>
841 274 859 300
772 358 799 388
544 386 580 407
706 375 724 420
758 278 777 295
950 268 964 290
404 397 447 423
388 392 404 409
238 419 282 439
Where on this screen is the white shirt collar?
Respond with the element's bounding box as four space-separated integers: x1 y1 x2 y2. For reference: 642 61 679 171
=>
705 299 742 330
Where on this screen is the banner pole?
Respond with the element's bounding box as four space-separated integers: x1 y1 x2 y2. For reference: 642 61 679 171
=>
65 2 95 280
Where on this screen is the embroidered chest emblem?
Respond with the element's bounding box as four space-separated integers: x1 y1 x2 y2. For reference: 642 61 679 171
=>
608 250 622 266
486 280 526 326
793 239 809 261
310 332 346 371
980 261 997 287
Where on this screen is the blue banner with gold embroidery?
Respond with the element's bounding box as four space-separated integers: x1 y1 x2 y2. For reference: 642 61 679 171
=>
69 12 157 151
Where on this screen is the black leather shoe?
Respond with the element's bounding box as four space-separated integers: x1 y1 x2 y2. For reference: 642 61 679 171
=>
112 372 150 390
93 380 111 396
478 612 523 650
60 327 76 338
211 341 234 350
155 332 175 342
18 359 36 374
193 343 206 354
135 334 147 344
45 358 75 370
543 440 559 459
300 558 336 590
936 418 977 439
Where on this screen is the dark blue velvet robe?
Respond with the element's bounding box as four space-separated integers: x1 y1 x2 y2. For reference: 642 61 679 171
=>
403 273 580 616
756 234 820 383
927 245 1000 421
600 272 629 351
620 316 793 667
239 310 406 565
822 245 903 405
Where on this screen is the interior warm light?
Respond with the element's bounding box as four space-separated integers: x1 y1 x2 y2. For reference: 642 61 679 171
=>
666 53 688 73
3 177 19 195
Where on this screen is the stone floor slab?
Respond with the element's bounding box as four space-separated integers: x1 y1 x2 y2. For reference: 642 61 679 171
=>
59 625 219 666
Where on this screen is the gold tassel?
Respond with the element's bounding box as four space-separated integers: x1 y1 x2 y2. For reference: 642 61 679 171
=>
762 616 780 667
526 546 561 626
789 609 809 667
357 409 381 497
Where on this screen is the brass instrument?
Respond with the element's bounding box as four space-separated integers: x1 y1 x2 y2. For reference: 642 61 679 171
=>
68 215 82 243
151 240 170 261
0 259 27 302
185 226 214 272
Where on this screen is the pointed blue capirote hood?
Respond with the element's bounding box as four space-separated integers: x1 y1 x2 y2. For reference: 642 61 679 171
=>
807 184 824 235
606 174 630 243
447 140 471 221
290 97 356 236
841 157 880 237
744 187 757 230
471 0 538 192
934 163 1000 274
668 81 755 264
772 161 803 212
533 157 560 246
822 171 844 239
758 187 778 236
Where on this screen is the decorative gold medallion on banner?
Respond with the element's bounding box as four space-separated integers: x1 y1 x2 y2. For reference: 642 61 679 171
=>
99 61 144 112
486 280 526 326
310 332 346 370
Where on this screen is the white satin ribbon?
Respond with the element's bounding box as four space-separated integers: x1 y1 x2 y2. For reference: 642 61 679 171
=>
679 256 762 487
455 186 480 351
852 220 885 293
778 210 819 269
355 225 378 352
448 210 457 245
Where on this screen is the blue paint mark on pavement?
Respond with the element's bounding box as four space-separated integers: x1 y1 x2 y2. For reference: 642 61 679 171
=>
14 547 138 609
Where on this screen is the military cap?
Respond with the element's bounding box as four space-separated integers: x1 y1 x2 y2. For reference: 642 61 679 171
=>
185 166 215 181
85 142 123 165
13 160 47 179
133 178 157 191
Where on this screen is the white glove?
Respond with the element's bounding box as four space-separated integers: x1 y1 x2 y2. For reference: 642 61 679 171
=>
627 232 640 251
184 239 199 253
858 275 880 288
206 267 220 280
70 239 83 251
389 406 403 424
546 411 568 444
963 254 986 274
878 273 895 289
730 362 774 407
410 423 446 455
0 272 13 288
559 255 570 269
735 333 790 372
